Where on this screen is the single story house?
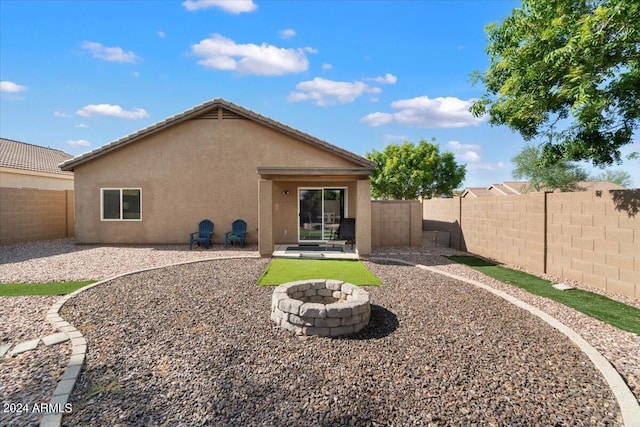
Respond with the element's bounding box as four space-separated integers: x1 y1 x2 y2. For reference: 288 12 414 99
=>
60 98 375 257
1 137 73 190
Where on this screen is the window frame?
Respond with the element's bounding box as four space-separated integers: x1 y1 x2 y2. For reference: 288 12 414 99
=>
100 188 142 221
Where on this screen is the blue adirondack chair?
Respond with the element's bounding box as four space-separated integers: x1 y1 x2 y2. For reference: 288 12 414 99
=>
189 219 214 250
224 219 247 248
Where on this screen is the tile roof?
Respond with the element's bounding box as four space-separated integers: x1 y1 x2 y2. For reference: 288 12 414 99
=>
60 98 376 171
0 138 73 176
462 180 626 197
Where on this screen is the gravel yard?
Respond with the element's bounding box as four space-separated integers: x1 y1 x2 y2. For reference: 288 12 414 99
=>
1 240 638 426
59 259 621 425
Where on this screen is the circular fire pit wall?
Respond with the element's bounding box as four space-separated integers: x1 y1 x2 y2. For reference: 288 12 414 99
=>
271 280 371 337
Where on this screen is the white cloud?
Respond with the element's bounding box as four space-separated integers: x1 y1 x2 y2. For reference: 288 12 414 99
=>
0 81 27 93
446 140 505 170
75 123 89 129
322 63 332 71
131 71 140 78
191 34 314 76
361 96 486 128
447 140 483 163
182 0 257 13
53 111 72 118
82 41 139 63
76 104 149 119
288 77 382 106
156 31 166 39
467 161 505 171
279 29 296 39
66 139 91 147
367 73 397 84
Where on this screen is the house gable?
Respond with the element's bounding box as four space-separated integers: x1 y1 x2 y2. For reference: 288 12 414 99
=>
61 98 375 172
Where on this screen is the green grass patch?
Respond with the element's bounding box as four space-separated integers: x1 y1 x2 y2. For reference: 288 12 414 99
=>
257 259 382 286
447 256 640 334
0 281 96 297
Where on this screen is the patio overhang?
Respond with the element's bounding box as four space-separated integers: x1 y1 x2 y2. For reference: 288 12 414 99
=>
257 167 372 259
257 167 373 181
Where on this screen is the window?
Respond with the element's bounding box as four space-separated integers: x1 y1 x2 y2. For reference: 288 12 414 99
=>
101 188 141 221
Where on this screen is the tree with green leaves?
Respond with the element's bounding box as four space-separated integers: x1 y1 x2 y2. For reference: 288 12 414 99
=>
591 169 632 187
512 145 589 192
471 0 640 167
366 139 466 200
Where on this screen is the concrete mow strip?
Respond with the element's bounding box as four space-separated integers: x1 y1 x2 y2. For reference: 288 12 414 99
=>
42 332 70 346
0 343 11 358
9 338 40 355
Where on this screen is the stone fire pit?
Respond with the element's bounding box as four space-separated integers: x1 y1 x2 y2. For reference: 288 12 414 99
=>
271 279 371 337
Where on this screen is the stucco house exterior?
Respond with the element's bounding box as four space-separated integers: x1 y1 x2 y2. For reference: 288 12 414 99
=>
60 98 375 257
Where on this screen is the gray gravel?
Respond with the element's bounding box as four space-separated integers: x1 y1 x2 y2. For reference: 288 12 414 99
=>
59 258 622 426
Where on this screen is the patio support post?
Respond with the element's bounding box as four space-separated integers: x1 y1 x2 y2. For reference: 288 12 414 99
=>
258 179 273 257
356 179 371 257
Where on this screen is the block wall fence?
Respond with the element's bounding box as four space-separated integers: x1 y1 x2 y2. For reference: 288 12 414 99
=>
371 200 423 248
0 188 74 245
423 190 640 300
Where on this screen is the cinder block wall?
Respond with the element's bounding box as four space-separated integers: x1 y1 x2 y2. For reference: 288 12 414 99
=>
546 190 639 298
371 200 422 247
422 197 462 250
462 193 546 274
422 189 639 299
0 188 74 245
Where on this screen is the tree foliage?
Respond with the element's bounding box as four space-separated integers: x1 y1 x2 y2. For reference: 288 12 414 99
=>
512 145 589 192
471 0 640 167
366 139 466 200
591 169 632 187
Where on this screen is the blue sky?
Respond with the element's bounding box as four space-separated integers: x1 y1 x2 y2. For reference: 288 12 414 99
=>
1 0 637 187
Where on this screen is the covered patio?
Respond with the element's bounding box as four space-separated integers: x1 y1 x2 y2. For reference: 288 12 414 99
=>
257 167 373 258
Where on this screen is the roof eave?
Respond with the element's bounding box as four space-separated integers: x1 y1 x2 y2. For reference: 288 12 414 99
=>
60 98 376 171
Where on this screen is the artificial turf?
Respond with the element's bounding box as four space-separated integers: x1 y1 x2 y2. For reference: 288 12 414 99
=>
447 255 640 335
0 281 96 297
257 258 382 286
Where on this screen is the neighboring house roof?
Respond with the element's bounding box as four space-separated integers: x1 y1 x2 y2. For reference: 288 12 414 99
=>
501 181 527 195
576 181 626 191
60 98 376 172
488 183 521 196
462 180 625 197
461 187 495 197
0 137 73 176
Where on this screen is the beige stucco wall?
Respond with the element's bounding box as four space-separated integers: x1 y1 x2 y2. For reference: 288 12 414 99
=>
73 115 366 246
270 180 358 245
1 168 74 190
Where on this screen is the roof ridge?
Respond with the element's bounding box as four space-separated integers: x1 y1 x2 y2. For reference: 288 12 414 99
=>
61 98 375 171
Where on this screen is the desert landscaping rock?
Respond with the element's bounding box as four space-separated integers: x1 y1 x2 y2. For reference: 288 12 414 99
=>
57 259 623 425
1 241 637 426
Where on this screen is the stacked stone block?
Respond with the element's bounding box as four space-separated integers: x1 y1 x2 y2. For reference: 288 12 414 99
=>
271 279 370 337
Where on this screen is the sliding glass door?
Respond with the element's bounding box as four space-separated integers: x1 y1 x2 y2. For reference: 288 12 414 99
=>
299 188 346 242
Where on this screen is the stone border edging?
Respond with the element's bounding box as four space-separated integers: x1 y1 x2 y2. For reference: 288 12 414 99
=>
370 257 640 427
38 255 260 427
